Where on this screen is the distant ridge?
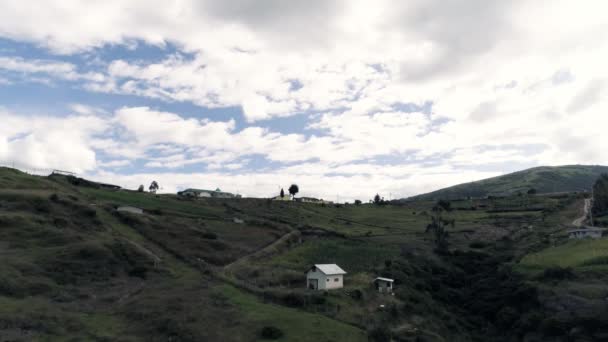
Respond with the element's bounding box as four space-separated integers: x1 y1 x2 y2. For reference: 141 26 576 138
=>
405 165 608 201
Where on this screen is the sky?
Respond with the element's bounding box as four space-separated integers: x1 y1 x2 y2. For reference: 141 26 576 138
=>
0 1 607 202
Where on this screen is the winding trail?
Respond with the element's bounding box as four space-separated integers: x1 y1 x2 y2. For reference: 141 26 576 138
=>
572 198 591 227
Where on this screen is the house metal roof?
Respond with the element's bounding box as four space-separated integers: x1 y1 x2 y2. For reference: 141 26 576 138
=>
374 277 394 283
310 264 347 275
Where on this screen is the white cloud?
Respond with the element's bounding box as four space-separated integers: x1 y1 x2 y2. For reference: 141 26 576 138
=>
0 109 107 173
0 56 104 82
1 1 608 198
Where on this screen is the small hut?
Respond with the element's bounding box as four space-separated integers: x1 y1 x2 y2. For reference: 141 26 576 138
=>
373 277 394 293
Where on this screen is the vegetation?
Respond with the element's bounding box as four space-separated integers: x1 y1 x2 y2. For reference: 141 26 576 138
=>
592 173 608 216
425 201 454 253
407 165 608 200
1 166 608 341
149 180 159 193
288 184 299 199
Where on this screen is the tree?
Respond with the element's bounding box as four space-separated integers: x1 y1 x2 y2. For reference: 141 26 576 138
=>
288 184 299 199
592 174 608 216
137 185 144 192
280 188 285 198
354 199 362 206
149 181 159 194
426 201 455 254
374 194 381 205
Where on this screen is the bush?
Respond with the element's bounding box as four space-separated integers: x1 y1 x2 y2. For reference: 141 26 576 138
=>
260 326 284 339
283 292 305 307
368 327 391 342
201 232 217 240
469 241 486 249
538 267 576 281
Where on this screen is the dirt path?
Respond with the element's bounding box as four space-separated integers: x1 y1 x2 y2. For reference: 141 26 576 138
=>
223 229 301 272
572 198 591 227
123 238 162 264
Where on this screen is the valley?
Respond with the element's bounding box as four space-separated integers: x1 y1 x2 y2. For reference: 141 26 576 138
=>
1 167 608 341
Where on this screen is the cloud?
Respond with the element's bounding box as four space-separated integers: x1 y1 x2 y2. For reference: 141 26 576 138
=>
1 1 607 199
0 109 107 173
0 56 104 82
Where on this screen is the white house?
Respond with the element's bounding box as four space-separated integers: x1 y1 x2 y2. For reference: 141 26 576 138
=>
117 206 144 215
373 277 394 293
568 228 606 239
306 264 347 290
178 188 236 198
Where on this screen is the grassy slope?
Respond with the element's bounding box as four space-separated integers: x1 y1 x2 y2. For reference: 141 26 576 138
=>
0 168 366 341
407 165 608 200
3 167 608 341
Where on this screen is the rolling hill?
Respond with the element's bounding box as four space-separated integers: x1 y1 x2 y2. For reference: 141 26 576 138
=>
2 166 608 341
406 165 608 201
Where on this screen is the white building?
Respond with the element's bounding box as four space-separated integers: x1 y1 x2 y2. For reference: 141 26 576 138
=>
306 264 346 290
178 188 236 198
117 206 144 215
568 228 606 239
373 277 394 293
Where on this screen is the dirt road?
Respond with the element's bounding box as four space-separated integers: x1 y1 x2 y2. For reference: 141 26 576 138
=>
572 199 591 227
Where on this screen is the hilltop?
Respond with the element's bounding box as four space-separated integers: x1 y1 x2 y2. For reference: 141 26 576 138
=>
406 165 608 201
1 167 608 341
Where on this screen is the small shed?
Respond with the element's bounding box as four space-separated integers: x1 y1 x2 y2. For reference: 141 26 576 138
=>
568 228 606 239
117 206 144 215
306 264 346 290
373 277 394 293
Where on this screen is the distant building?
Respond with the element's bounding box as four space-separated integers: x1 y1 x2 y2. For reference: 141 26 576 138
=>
306 264 346 290
177 188 236 198
373 277 394 293
117 206 144 215
272 195 292 201
568 228 606 239
295 197 333 205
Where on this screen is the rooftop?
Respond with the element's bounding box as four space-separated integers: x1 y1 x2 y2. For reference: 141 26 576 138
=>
310 264 347 275
374 277 394 283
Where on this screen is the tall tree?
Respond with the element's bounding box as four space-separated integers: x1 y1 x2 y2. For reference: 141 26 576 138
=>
149 181 159 194
426 201 454 254
280 188 285 198
288 184 299 199
137 185 144 192
592 174 608 216
374 194 381 205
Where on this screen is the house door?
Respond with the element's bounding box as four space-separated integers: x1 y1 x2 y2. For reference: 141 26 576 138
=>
308 279 318 290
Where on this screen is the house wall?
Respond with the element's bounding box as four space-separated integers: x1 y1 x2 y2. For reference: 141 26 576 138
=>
306 270 343 290
376 281 392 293
325 274 343 289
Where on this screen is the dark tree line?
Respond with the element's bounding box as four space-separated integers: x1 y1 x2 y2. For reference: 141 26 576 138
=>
592 173 608 216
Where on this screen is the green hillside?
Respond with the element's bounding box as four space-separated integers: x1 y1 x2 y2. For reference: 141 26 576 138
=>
407 165 608 201
2 167 608 341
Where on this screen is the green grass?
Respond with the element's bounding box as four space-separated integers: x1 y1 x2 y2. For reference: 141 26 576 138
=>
409 165 607 200
267 239 399 274
79 187 226 217
217 285 367 342
518 238 608 271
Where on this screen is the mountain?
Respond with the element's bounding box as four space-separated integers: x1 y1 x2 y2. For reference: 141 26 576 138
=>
406 165 608 201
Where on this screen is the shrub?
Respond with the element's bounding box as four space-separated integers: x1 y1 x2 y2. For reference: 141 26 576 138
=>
260 326 284 339
538 267 576 281
201 232 217 240
368 327 391 342
581 256 608 266
469 241 486 249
